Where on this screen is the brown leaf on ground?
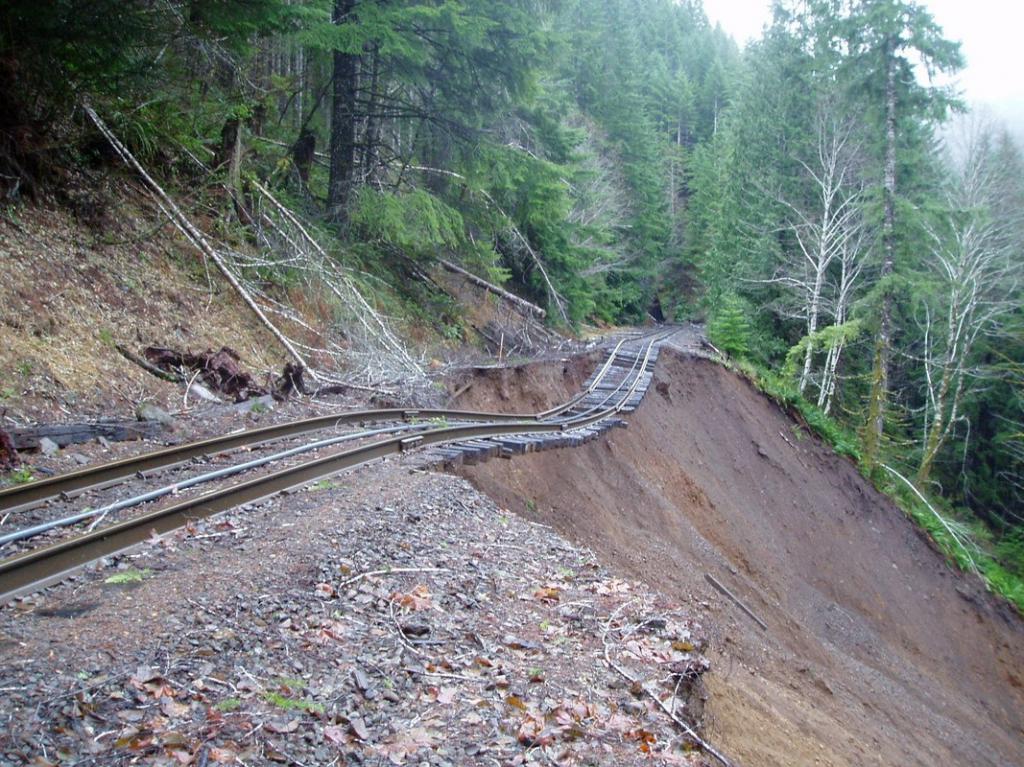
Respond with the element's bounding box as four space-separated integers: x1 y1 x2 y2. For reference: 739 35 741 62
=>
391 584 432 611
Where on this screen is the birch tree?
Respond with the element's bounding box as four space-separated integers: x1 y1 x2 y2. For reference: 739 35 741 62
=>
766 108 869 398
916 120 1023 483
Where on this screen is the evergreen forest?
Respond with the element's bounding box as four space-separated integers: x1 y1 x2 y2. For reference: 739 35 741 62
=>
2 0 1022 605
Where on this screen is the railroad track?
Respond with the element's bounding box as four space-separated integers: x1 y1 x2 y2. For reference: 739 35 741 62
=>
0 327 677 603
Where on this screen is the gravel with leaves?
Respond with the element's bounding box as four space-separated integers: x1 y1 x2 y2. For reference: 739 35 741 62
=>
0 466 714 766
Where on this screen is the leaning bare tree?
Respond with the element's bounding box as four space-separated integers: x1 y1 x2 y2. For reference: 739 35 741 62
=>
916 117 1023 484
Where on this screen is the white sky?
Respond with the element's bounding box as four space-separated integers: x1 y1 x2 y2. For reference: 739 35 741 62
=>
702 0 1024 133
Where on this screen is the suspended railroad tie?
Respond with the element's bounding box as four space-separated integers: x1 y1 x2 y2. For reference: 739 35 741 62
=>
704 573 768 632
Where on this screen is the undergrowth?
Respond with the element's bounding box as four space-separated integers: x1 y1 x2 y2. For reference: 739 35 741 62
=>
729 357 1024 614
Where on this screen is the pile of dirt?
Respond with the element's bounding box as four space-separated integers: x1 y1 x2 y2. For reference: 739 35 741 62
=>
444 351 600 414
463 350 1024 767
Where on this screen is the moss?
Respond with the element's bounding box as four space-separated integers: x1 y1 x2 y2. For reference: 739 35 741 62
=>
264 691 324 714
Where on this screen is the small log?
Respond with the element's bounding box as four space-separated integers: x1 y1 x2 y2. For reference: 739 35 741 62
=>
9 420 165 451
705 573 768 631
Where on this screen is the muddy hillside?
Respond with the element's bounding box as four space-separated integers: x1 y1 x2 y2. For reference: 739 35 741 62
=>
459 349 1024 767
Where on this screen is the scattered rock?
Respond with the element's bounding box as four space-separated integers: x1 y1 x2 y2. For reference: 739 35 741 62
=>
38 436 60 457
135 402 174 428
186 382 222 403
67 452 90 466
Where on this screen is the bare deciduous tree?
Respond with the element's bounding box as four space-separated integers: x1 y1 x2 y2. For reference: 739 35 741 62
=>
917 118 1023 483
762 107 870 404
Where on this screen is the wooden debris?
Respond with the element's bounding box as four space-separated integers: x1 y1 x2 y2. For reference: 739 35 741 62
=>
704 573 768 631
144 346 267 403
116 344 183 384
7 420 164 451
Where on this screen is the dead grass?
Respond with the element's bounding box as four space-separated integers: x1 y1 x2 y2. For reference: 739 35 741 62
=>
0 185 287 422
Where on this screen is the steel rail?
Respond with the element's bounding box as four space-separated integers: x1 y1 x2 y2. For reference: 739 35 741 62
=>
0 408 532 514
535 335 631 419
0 336 664 603
0 422 440 547
0 330 661 513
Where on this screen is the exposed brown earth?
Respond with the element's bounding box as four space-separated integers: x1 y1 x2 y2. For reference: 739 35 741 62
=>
2 340 1022 766
463 350 1024 767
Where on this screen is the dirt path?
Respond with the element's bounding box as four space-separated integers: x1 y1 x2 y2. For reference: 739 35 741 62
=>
464 350 1024 767
0 465 722 766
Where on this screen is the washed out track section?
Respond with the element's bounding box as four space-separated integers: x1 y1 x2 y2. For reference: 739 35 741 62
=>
421 326 700 470
0 327 687 603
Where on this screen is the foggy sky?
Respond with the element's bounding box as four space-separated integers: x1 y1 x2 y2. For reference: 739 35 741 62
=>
702 0 1024 135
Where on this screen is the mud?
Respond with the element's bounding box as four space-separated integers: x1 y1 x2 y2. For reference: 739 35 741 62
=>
463 350 1024 767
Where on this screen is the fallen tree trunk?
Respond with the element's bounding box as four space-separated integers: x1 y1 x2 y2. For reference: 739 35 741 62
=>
84 104 312 372
8 421 165 451
438 258 546 319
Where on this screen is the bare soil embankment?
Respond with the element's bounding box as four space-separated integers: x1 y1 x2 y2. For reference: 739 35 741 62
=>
463 349 1024 767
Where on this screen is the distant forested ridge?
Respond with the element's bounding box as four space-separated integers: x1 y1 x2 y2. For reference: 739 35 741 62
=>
1 0 1021 599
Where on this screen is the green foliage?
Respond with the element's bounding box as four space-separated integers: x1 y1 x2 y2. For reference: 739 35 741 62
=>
104 568 152 585
264 690 323 714
996 529 1024 579
351 188 467 258
5 467 35 485
738 359 862 461
782 320 864 380
708 293 753 358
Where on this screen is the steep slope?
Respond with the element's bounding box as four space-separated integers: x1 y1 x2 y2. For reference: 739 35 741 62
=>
462 350 1024 767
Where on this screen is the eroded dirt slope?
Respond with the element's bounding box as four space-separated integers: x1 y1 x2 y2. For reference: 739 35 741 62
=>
463 350 1024 767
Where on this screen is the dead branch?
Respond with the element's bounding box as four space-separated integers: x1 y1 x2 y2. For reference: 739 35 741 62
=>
84 104 312 372
601 605 737 767
338 566 451 590
438 258 546 319
116 343 184 384
704 573 768 631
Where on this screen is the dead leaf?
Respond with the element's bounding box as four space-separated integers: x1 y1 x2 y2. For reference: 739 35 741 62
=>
314 582 335 599
265 719 299 734
435 687 457 705
132 665 160 685
208 747 237 764
168 748 193 765
160 698 190 718
391 584 432 611
532 586 560 603
323 724 347 746
379 726 437 764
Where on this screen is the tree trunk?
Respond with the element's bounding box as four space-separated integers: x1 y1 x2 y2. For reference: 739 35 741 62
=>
363 43 382 185
327 0 359 224
799 264 826 394
863 39 898 465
